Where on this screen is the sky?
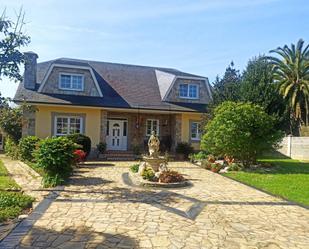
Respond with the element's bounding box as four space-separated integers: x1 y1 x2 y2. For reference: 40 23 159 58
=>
0 0 308 98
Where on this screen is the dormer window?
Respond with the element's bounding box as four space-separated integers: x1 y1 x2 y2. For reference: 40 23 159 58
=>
59 73 84 91
179 83 199 99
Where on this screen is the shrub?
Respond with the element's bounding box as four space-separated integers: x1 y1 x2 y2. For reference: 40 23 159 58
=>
130 164 139 173
201 102 284 166
210 163 222 173
189 151 208 162
0 206 22 222
18 136 40 162
35 137 77 187
67 134 91 156
73 149 86 163
0 191 34 208
228 163 243 171
176 142 194 159
4 137 19 159
96 142 106 154
142 168 155 181
159 170 184 183
0 106 22 143
132 145 141 155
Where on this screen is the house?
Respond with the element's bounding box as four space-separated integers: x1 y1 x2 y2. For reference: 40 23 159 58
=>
14 52 212 155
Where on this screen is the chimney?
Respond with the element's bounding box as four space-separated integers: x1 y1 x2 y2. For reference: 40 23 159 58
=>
24 51 38 90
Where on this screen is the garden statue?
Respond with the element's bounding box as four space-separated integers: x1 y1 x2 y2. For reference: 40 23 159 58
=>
148 131 160 158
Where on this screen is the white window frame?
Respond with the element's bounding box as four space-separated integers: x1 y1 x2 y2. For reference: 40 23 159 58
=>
179 83 199 99
54 115 83 136
190 121 201 141
58 73 84 91
146 119 160 136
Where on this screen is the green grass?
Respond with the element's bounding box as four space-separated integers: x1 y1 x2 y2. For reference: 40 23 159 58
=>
0 159 35 222
225 158 309 206
0 160 20 190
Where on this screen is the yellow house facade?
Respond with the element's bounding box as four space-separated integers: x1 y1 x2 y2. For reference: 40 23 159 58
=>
15 53 212 154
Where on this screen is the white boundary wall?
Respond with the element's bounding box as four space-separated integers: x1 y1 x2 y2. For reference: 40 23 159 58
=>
277 136 309 160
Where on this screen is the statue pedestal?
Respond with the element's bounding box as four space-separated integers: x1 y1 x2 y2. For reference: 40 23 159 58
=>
142 156 167 172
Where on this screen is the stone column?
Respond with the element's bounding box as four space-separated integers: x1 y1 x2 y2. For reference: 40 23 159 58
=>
171 114 182 151
100 110 108 143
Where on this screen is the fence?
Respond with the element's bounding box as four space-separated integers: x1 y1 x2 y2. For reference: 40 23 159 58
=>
277 136 309 160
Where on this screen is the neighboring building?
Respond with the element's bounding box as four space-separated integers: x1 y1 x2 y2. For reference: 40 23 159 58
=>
14 52 212 154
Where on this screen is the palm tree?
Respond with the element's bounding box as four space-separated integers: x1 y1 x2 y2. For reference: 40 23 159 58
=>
266 39 309 134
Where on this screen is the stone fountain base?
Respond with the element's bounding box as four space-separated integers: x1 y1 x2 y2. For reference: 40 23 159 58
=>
142 156 167 172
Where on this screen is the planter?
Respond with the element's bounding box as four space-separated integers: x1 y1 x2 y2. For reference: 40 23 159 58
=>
210 167 221 173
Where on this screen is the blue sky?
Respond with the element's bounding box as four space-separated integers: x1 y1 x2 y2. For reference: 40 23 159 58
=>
0 0 308 98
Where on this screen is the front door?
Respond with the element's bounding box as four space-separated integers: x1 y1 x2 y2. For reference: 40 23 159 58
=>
107 119 127 150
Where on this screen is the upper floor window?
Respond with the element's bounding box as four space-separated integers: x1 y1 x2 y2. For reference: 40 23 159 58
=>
59 73 84 91
179 83 199 99
146 119 159 136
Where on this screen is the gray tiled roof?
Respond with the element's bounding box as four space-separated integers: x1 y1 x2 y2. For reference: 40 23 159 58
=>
14 58 209 112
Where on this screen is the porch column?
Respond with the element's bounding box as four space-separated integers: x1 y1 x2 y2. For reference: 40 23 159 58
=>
100 110 108 143
22 109 36 137
172 114 182 151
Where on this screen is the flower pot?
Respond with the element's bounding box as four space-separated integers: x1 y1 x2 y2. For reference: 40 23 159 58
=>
211 167 220 173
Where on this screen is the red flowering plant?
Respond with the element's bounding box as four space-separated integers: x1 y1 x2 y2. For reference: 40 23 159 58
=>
73 149 86 163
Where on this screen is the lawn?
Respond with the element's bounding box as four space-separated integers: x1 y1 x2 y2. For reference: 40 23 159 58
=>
0 159 20 190
0 159 34 222
225 158 309 207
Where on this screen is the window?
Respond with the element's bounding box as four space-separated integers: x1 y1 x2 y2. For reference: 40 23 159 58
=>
146 119 159 136
179 83 199 99
59 73 84 91
55 116 83 136
191 122 201 141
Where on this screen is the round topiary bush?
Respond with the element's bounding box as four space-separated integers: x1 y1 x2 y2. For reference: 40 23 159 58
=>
67 133 91 156
18 136 41 162
201 101 284 166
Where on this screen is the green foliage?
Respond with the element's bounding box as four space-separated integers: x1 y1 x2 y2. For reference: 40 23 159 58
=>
189 151 208 162
18 136 40 162
67 133 91 156
227 162 243 171
240 56 290 131
96 142 106 154
266 39 309 132
130 164 139 173
132 145 141 155
0 159 20 190
0 206 22 222
0 191 34 208
175 142 194 159
4 136 19 159
200 159 211 170
0 8 30 81
35 137 77 187
0 191 34 222
0 106 22 143
201 102 284 165
211 62 241 107
142 168 155 181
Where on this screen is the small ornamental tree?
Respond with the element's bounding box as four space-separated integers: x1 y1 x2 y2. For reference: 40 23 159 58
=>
201 101 284 165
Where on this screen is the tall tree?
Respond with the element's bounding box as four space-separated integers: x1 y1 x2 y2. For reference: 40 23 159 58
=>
0 8 30 82
211 62 241 107
266 39 309 134
240 56 290 131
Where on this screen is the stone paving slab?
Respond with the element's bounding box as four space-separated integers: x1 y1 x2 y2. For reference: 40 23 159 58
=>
1 161 309 249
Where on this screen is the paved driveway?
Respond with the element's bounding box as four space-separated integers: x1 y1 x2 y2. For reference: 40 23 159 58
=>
2 161 309 249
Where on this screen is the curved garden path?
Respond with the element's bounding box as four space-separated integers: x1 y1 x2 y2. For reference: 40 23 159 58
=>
1 161 308 249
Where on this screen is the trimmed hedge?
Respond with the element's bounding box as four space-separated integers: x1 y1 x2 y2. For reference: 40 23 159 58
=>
67 134 91 156
18 136 41 162
35 137 77 187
